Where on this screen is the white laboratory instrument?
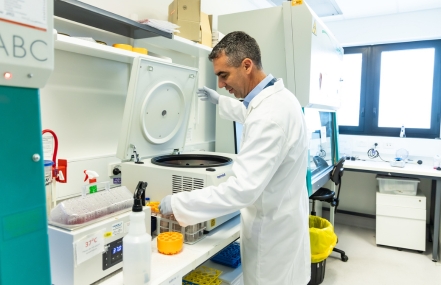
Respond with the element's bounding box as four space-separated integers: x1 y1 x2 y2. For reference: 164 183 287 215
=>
390 148 409 168
117 57 238 231
48 206 151 285
122 151 237 230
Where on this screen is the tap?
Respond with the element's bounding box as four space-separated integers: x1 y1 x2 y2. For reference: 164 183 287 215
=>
130 144 144 164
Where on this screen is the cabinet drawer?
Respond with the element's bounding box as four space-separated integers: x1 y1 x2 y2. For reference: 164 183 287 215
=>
376 204 426 220
376 191 426 209
376 215 426 251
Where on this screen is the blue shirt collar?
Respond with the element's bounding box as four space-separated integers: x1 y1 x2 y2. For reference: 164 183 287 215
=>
243 74 275 109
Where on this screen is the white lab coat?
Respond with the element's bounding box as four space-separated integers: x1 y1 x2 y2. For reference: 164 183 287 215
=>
171 79 311 285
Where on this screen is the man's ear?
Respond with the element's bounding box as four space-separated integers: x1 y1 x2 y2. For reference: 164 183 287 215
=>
242 58 253 74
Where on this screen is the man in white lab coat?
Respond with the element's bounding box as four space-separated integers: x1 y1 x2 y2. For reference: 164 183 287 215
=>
160 31 311 285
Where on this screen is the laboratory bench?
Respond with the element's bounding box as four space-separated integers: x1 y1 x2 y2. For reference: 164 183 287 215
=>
343 159 441 261
97 215 241 285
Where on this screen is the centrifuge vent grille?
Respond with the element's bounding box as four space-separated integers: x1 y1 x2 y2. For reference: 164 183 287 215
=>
172 175 205 193
193 178 204 190
172 175 182 194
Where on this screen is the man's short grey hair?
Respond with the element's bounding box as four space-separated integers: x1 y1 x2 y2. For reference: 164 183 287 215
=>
208 31 262 70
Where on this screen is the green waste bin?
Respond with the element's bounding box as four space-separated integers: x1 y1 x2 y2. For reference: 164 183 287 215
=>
308 215 337 285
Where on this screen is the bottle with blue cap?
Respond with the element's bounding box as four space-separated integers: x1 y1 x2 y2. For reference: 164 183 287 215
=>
44 160 54 217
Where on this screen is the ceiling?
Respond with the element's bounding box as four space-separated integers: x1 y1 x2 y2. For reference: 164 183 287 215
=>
270 0 441 19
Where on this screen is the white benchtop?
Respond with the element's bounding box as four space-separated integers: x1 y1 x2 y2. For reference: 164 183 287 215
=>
98 215 241 285
344 159 441 178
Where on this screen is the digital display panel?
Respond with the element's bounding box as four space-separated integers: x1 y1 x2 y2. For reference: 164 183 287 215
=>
112 245 122 255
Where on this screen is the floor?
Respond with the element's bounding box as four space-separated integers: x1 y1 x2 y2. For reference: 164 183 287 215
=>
321 224 441 285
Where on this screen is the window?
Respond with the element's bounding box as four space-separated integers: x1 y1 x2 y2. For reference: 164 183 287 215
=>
338 40 441 138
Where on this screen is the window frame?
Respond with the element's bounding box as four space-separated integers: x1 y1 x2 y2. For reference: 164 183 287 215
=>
338 46 369 135
339 40 441 138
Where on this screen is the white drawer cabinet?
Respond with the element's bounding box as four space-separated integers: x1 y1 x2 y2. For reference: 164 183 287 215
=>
376 191 426 251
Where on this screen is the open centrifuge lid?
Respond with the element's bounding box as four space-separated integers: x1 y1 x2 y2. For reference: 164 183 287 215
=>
116 57 198 160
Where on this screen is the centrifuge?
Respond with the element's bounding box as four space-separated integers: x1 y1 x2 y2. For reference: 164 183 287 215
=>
117 57 238 231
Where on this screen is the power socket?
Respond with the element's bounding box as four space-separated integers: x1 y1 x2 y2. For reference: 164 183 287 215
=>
384 142 393 149
356 140 367 147
108 162 122 177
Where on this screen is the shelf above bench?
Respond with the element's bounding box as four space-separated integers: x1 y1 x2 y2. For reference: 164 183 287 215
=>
54 0 173 40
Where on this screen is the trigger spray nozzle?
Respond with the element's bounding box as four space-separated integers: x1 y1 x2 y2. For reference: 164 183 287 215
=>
133 181 148 212
84 170 99 182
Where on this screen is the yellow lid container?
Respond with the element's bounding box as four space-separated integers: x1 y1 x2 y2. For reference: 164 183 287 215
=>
112 44 132 51
157 232 183 255
149 201 160 214
132 47 148 55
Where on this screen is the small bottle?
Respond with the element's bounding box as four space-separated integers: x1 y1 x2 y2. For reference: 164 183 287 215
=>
434 155 441 169
123 182 151 285
83 170 99 193
400 126 406 138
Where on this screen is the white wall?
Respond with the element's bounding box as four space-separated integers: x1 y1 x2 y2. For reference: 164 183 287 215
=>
79 0 274 21
78 0 173 21
323 8 441 46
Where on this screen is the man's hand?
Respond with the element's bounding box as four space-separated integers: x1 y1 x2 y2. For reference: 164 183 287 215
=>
197 86 220 104
159 195 173 216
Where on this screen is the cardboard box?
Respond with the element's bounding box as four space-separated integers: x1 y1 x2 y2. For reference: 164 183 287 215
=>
168 0 212 47
200 12 212 48
174 19 201 42
169 0 201 22
169 0 200 41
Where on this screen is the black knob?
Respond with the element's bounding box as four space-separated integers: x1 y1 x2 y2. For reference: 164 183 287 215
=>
113 168 121 175
417 160 423 165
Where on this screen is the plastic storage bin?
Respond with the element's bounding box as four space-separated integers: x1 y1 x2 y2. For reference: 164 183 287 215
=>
376 175 420 196
49 186 133 226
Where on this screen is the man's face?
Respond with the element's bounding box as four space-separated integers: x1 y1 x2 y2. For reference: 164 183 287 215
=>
213 52 249 99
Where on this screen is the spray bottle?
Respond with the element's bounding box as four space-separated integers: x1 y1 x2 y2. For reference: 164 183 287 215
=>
123 181 151 285
84 170 99 193
400 126 406 138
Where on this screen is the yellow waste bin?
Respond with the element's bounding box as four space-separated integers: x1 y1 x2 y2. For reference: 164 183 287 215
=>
308 215 337 285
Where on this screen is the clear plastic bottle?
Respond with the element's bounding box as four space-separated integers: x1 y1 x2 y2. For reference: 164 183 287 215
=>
434 155 441 169
123 186 151 285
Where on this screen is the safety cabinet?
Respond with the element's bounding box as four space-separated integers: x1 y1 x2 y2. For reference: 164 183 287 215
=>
376 191 426 251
